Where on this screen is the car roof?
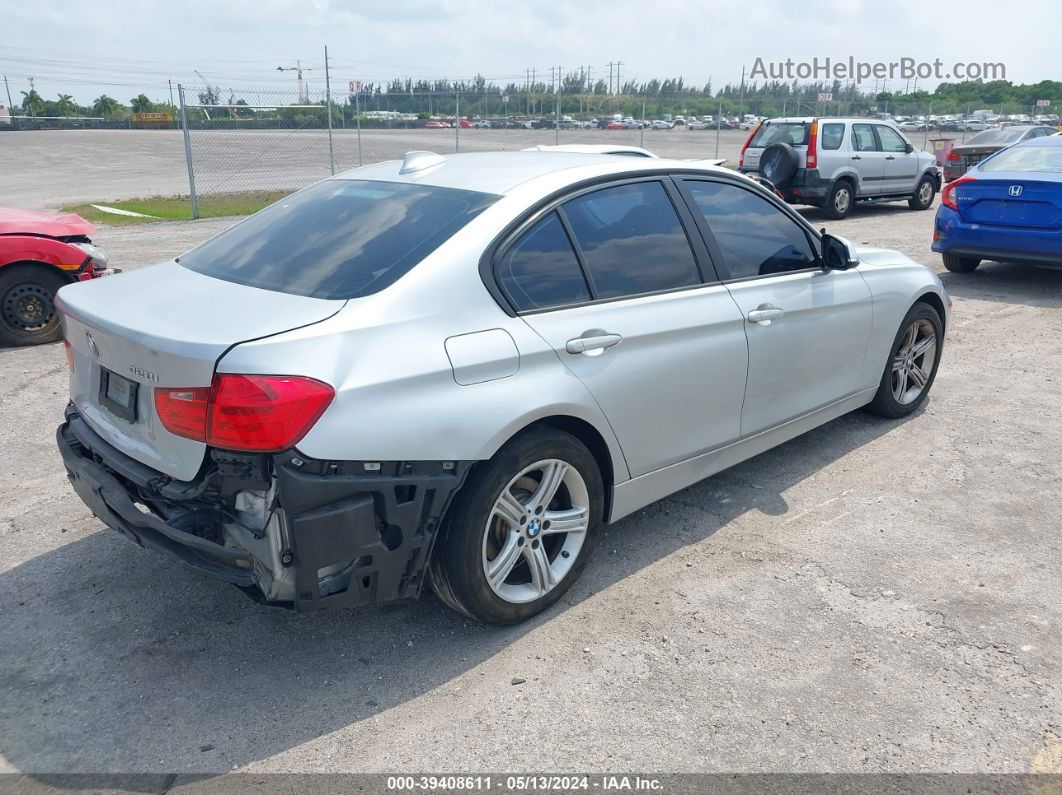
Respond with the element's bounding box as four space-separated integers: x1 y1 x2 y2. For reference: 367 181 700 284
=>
331 150 725 195
521 144 659 158
1012 134 1062 147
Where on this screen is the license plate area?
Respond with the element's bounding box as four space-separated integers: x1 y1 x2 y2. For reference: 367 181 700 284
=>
99 368 139 422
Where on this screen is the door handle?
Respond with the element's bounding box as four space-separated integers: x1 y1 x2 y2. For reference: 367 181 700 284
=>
747 304 784 326
851 155 862 160
565 331 623 354
885 155 896 160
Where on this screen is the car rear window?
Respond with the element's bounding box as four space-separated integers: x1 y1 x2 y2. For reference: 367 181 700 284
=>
749 122 809 148
980 145 1062 173
178 179 498 299
967 129 1027 146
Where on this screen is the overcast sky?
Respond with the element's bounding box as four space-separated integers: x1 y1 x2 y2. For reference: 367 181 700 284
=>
2 0 1058 105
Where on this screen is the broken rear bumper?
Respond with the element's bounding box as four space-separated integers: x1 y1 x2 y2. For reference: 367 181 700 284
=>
57 405 471 611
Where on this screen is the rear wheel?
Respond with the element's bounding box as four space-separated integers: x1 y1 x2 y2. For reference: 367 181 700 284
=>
866 303 943 419
942 253 980 273
428 428 603 625
0 264 68 347
909 175 936 210
824 179 854 220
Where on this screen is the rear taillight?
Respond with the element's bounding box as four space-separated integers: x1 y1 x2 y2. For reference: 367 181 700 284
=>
738 122 761 168
806 120 818 169
154 374 334 453
941 176 976 210
946 152 961 162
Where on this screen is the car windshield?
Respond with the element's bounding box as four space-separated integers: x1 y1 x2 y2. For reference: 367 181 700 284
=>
966 129 1027 146
980 144 1062 173
179 179 498 299
749 122 809 148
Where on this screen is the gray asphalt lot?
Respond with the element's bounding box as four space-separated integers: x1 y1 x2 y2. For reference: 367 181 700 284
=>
0 137 1060 777
0 128 749 209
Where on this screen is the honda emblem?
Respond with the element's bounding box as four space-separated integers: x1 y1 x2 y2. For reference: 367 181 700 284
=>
1008 185 1024 197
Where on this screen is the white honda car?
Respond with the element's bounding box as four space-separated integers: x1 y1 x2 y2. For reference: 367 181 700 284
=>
57 150 948 624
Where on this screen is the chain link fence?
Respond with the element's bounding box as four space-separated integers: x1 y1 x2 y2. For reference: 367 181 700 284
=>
173 82 1061 217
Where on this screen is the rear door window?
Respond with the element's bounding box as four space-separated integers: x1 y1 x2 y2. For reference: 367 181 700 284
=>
561 181 702 299
852 124 879 152
179 179 498 299
497 212 591 311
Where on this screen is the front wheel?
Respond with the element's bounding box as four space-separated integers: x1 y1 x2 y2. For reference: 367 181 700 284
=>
866 303 943 419
428 428 603 625
909 175 936 210
0 264 68 347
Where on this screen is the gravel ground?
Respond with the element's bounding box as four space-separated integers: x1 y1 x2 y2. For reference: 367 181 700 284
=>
0 187 1060 777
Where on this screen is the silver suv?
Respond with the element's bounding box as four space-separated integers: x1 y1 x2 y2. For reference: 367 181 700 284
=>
739 117 942 219
56 151 948 625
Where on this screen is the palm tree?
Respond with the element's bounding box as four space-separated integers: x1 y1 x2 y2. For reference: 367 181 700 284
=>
130 94 153 113
56 94 76 117
20 89 44 117
91 95 120 118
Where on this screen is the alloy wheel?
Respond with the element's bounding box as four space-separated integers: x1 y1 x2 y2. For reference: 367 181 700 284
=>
481 459 590 604
891 318 937 405
834 187 851 214
918 181 934 205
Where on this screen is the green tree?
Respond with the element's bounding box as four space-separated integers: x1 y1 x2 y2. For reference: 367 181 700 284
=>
56 94 76 116
92 95 120 118
130 94 153 113
20 89 44 117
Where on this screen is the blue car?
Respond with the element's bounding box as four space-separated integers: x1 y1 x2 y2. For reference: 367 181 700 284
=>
932 134 1062 272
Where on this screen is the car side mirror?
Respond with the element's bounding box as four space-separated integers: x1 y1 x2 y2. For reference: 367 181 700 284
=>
820 232 860 270
904 142 915 154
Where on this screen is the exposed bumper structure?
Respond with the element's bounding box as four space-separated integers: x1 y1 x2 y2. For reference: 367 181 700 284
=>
57 405 471 611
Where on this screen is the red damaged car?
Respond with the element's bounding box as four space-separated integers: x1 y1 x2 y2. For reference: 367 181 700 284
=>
0 209 115 346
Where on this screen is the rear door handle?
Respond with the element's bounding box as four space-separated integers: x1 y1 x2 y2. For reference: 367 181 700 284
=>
851 155 862 160
565 331 623 354
885 155 896 160
747 304 784 325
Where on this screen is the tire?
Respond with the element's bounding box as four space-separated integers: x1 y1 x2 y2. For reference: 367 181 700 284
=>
758 142 799 188
823 179 855 220
908 175 936 210
427 427 604 625
942 253 980 273
0 264 68 347
865 302 943 419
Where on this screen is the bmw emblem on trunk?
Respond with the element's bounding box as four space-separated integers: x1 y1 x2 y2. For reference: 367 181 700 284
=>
85 332 99 358
1008 185 1024 197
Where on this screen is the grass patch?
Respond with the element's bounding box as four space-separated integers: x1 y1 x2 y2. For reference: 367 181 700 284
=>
62 191 291 225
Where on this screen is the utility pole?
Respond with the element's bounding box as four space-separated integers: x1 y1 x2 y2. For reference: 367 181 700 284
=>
738 65 746 119
324 45 335 175
526 68 530 117
615 61 622 95
276 60 314 103
167 79 174 110
608 62 614 95
531 67 536 115
555 65 561 144
2 75 12 111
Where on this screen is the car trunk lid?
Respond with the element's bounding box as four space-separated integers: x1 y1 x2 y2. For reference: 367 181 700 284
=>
954 175 1062 229
58 261 344 480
